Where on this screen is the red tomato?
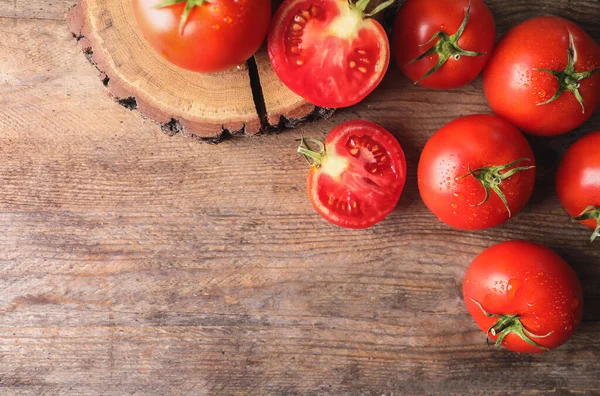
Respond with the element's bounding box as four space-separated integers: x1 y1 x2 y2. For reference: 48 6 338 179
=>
268 0 391 108
484 17 600 136
418 115 536 230
393 0 495 89
132 0 271 73
463 241 583 353
298 120 406 228
556 130 600 242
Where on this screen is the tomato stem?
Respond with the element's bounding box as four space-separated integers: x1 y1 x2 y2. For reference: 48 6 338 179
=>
352 0 396 17
535 32 600 114
155 0 208 35
406 0 485 84
459 158 535 218
470 298 553 352
297 137 326 167
574 206 600 242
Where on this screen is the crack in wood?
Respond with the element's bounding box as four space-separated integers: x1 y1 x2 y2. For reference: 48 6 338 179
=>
247 56 269 131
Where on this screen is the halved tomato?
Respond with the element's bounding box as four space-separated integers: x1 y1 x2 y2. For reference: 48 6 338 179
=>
268 0 392 108
298 120 407 229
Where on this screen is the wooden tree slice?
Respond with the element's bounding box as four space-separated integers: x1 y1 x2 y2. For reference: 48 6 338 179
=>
66 0 333 141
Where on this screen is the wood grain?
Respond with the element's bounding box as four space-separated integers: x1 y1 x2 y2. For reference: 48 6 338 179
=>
0 0 599 395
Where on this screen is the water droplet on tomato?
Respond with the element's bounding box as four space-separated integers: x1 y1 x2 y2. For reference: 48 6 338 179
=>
572 298 579 309
565 325 572 331
507 279 522 300
538 89 546 97
454 177 465 184
451 203 458 209
453 192 465 201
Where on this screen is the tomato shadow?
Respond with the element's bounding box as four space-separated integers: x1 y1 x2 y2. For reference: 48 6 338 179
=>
525 111 599 207
549 244 600 322
386 121 423 211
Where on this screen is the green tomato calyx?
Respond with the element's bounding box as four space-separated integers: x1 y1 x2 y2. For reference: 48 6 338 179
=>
352 0 396 17
459 158 535 218
298 137 326 167
470 298 553 352
574 205 600 242
406 0 485 84
155 0 209 35
535 32 600 114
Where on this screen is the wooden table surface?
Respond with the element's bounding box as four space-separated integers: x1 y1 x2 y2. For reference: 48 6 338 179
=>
1 0 599 394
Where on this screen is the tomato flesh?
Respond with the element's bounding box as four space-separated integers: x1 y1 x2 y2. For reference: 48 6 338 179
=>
556 130 600 233
306 121 406 228
463 241 583 353
133 0 271 73
269 0 389 108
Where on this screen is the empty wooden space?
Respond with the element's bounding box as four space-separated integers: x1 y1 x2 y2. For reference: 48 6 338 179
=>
0 0 598 394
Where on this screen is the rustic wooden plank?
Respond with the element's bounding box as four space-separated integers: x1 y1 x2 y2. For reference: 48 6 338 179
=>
0 0 74 20
0 0 599 394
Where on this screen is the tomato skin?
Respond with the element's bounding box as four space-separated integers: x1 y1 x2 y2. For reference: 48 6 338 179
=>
463 241 583 353
483 17 600 136
268 0 390 108
418 115 536 230
132 0 271 73
556 130 600 231
393 0 495 90
305 121 406 229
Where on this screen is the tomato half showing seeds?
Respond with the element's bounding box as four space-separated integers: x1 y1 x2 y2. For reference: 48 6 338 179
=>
268 0 392 108
132 0 271 73
298 120 406 229
463 241 583 353
418 115 536 230
393 0 496 89
484 16 600 136
556 130 600 242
